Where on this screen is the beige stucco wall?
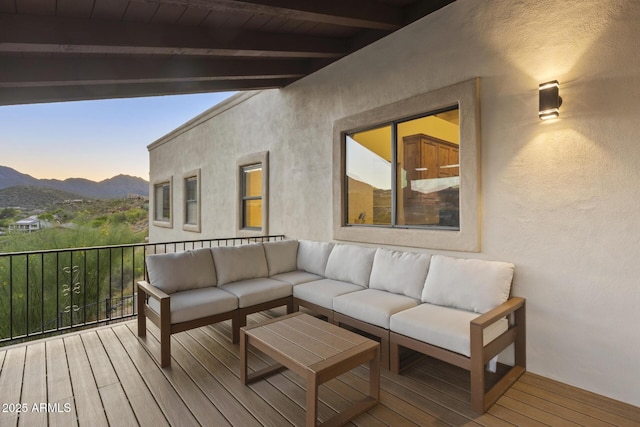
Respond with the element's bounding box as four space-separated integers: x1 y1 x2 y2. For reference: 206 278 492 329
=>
149 0 640 407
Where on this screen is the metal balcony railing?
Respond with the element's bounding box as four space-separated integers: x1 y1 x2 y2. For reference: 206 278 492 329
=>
0 235 285 346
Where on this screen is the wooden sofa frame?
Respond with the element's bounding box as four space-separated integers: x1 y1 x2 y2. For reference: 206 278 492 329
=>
295 293 526 413
390 296 526 413
137 279 294 368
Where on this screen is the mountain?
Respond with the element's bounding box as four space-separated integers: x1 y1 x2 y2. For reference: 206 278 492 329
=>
0 166 149 199
0 186 87 210
0 165 41 188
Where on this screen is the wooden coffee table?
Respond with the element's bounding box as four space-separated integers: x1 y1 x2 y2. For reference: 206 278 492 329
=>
240 312 380 427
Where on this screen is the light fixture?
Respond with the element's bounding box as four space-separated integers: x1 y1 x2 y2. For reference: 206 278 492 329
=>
539 80 562 120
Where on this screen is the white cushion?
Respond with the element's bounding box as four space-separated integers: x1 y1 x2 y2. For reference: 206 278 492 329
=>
333 289 419 329
369 248 430 300
211 243 268 286
293 278 363 310
324 244 376 287
422 255 514 313
263 240 299 276
220 277 292 308
390 303 508 357
147 287 237 324
146 248 216 294
270 270 323 285
296 240 334 276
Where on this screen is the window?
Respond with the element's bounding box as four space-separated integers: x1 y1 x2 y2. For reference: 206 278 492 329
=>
183 169 201 232
241 164 262 229
333 78 480 252
237 151 269 236
346 108 460 229
153 177 172 228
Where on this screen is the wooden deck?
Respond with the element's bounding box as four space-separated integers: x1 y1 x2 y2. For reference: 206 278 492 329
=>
1 309 639 427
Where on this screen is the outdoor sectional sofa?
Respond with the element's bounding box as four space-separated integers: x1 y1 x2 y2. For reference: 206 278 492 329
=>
136 239 526 413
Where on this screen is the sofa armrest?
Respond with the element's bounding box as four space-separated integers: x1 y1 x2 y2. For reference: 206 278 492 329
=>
137 280 170 302
471 297 525 330
470 296 526 365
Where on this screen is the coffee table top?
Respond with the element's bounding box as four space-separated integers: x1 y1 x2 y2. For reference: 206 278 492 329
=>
242 312 378 373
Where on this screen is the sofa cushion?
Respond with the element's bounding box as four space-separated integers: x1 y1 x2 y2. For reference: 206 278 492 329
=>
293 278 363 310
333 289 419 329
220 277 292 308
422 255 514 314
369 248 430 300
211 243 268 286
263 240 299 276
147 287 237 324
146 248 216 294
270 270 323 286
324 244 376 287
296 240 334 276
390 303 508 357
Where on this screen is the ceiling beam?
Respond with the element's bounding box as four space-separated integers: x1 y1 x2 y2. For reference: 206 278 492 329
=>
0 78 295 106
131 0 403 30
0 14 347 58
403 0 457 25
0 56 310 87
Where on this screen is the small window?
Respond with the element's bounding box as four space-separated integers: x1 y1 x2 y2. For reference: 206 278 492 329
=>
153 178 172 228
183 169 201 232
237 151 269 236
241 164 263 229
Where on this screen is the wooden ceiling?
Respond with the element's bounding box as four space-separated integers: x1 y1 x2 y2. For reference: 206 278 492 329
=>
0 0 455 106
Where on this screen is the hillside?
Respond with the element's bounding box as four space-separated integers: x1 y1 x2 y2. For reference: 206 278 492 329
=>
0 165 149 199
0 186 89 209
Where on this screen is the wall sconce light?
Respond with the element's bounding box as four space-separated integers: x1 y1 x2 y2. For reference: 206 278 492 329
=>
539 80 562 120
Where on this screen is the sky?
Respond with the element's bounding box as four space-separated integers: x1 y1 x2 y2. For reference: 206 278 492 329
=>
0 92 235 182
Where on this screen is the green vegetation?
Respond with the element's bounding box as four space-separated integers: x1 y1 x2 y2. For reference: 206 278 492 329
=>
0 198 149 344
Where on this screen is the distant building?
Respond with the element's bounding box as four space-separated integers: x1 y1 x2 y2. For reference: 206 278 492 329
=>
127 193 149 201
8 215 52 233
9 216 43 232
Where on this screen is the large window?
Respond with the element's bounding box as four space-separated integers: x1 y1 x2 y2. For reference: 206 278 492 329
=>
183 169 201 232
333 78 480 252
153 177 172 228
346 107 460 229
237 151 269 236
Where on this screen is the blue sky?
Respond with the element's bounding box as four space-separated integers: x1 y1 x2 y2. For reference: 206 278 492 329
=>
0 92 235 182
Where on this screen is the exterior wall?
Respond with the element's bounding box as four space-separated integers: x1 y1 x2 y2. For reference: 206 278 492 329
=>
149 0 640 406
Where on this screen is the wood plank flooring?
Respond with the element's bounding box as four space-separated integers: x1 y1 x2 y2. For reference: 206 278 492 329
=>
1 308 639 427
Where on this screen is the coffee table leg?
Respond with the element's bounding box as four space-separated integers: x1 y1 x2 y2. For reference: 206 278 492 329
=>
306 373 319 427
240 330 248 384
370 347 380 401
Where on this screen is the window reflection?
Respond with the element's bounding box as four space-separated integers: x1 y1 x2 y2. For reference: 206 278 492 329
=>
345 108 460 229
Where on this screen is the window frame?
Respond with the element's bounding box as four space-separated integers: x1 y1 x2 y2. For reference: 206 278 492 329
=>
236 151 269 236
152 177 173 228
183 169 201 233
332 78 481 252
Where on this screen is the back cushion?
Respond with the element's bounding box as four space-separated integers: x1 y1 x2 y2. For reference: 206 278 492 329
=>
146 248 217 294
369 248 431 300
324 244 376 287
422 255 514 313
263 240 299 276
297 240 334 276
211 243 268 285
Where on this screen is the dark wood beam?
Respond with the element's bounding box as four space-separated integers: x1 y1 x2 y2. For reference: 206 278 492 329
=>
0 78 295 106
131 0 403 30
0 56 310 87
0 14 347 58
403 0 457 25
